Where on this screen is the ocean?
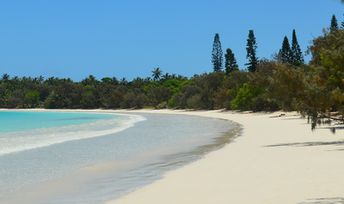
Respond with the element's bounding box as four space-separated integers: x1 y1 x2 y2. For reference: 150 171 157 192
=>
0 111 239 204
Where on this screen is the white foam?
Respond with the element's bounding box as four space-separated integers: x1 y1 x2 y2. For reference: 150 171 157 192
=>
0 113 146 156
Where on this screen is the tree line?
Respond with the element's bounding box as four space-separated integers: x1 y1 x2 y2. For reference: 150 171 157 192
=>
0 14 343 130
211 28 303 74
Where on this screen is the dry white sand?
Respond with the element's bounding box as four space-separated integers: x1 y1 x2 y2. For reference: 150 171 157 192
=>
105 109 344 204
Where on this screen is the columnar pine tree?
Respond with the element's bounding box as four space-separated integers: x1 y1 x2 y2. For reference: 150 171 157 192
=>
245 30 258 72
291 29 304 66
342 14 344 29
330 15 338 32
278 36 292 64
211 33 223 72
224 48 239 75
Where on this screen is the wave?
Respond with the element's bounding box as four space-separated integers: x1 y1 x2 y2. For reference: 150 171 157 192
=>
0 113 146 156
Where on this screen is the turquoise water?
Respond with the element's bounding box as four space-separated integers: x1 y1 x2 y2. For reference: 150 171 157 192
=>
0 111 113 133
0 111 143 156
0 111 239 204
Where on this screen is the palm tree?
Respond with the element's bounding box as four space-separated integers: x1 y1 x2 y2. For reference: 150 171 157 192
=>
152 67 162 81
1 74 10 81
82 75 98 86
162 73 171 80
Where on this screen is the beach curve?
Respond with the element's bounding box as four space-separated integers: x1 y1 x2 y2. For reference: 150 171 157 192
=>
0 109 146 156
106 109 344 204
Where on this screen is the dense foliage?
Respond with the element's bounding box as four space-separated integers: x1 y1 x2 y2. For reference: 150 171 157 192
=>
0 15 343 130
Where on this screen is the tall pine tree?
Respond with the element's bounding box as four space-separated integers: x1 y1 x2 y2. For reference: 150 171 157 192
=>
246 30 258 72
330 15 338 32
224 48 239 75
291 29 304 66
211 33 223 72
278 36 292 64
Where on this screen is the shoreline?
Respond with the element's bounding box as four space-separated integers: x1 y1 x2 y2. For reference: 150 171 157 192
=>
105 109 344 204
0 109 240 204
0 109 146 156
1 109 344 203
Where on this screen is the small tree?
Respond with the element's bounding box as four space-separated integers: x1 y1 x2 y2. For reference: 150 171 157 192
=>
330 15 338 32
246 30 258 72
224 48 239 75
278 36 292 64
24 90 40 108
212 33 223 72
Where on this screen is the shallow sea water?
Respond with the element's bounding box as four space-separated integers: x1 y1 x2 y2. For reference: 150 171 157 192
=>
0 111 240 204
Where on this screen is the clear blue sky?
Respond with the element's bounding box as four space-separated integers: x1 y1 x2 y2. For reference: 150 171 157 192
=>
0 0 342 80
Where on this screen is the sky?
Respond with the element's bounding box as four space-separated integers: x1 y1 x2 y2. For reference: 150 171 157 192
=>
0 0 342 81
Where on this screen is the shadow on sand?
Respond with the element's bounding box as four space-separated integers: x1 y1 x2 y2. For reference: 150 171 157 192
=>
265 140 344 148
298 197 344 204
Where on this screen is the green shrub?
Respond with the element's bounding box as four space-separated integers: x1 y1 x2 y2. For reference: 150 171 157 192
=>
186 94 203 109
230 83 261 110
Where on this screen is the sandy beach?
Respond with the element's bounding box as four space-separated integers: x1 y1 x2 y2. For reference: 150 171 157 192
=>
0 0 342 203
105 109 344 204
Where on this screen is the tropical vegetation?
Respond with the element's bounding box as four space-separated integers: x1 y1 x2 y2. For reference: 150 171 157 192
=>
0 15 343 130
